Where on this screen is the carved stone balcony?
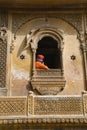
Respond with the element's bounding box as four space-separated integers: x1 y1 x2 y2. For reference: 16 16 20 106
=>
0 92 87 125
31 69 66 95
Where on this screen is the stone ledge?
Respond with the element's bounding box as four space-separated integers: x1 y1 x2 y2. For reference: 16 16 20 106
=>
0 116 87 124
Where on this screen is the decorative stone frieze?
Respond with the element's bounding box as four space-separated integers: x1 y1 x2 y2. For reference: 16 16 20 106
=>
1 117 87 125
34 96 83 115
0 95 86 125
12 13 82 33
28 95 83 115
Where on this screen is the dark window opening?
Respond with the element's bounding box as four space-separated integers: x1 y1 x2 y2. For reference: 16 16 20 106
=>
36 36 61 69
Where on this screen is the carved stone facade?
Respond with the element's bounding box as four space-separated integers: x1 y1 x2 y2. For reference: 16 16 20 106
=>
0 8 87 130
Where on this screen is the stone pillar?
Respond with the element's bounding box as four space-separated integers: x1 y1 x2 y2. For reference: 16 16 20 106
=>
77 14 87 90
32 49 36 76
60 40 64 75
78 31 87 90
30 40 37 77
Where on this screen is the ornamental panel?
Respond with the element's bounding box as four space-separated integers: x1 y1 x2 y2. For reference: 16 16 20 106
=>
12 13 82 33
0 27 7 88
28 95 83 115
0 97 27 116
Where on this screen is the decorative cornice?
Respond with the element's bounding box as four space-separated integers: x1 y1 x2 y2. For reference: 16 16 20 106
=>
0 3 87 10
0 117 87 124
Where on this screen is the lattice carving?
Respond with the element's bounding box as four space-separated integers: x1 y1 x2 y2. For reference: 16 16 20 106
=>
0 97 27 116
0 27 7 88
12 13 82 33
32 96 83 115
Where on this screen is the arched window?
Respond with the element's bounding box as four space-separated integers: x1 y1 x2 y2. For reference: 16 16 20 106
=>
36 36 61 69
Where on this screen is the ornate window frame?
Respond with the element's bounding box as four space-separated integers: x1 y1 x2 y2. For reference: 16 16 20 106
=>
26 27 66 95
27 27 64 75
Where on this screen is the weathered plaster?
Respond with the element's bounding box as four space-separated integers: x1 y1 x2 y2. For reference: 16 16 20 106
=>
10 16 85 96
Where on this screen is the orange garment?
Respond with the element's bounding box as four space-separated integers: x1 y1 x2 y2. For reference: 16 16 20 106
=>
35 61 49 70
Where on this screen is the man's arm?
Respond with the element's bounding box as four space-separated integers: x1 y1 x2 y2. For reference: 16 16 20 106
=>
36 62 49 70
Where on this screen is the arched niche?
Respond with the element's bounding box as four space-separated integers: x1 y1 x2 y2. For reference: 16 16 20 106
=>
11 17 85 96
37 36 61 69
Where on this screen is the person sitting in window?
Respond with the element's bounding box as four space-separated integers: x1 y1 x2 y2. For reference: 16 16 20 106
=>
35 54 49 70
